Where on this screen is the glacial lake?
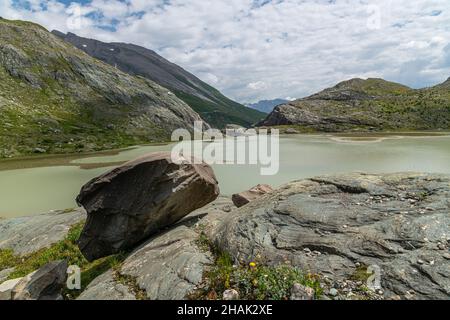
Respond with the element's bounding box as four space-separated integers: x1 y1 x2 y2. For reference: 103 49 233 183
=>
1 133 450 218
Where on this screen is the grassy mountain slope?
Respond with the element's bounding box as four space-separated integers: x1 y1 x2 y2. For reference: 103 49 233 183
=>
0 19 205 158
53 31 265 129
259 78 450 131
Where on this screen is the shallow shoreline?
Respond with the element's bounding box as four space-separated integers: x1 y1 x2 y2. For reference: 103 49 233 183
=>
2 131 450 171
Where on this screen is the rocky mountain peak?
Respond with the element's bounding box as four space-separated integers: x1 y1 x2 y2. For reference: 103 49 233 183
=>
0 18 204 158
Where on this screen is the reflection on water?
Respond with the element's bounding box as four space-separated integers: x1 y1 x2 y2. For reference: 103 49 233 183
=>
1 133 450 218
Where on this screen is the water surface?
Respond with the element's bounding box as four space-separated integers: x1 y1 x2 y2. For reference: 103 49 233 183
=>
1 133 449 218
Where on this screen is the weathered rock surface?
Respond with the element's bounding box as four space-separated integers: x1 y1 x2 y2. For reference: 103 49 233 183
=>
120 225 211 300
232 184 274 208
53 31 265 130
285 128 300 134
77 152 220 261
0 277 22 300
258 78 450 131
290 283 315 300
0 208 85 255
214 173 450 300
12 260 68 300
0 268 15 284
78 197 235 300
77 270 135 301
0 19 208 158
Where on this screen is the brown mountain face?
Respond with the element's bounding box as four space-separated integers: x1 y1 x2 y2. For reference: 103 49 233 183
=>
52 31 266 129
0 19 205 158
259 78 450 132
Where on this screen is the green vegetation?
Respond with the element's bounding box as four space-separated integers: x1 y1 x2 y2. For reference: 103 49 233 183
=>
113 268 147 300
191 232 322 300
0 249 19 270
0 18 191 159
173 90 265 129
263 78 450 131
0 222 125 299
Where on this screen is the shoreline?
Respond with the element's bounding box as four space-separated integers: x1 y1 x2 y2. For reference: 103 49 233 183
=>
1 130 450 171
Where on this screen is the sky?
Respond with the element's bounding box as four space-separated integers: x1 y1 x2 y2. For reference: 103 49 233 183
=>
1 0 449 103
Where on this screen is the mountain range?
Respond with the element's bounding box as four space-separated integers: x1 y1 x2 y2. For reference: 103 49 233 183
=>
1 18 449 159
52 31 265 129
259 78 450 132
246 99 289 113
0 18 204 158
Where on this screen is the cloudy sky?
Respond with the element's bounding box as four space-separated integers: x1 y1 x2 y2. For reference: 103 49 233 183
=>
1 0 449 103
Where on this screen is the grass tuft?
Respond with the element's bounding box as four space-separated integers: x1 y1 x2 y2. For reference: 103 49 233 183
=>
1 221 126 299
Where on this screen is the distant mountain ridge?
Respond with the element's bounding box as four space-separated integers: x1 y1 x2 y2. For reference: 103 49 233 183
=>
52 31 265 128
259 78 450 131
0 19 204 158
247 99 289 113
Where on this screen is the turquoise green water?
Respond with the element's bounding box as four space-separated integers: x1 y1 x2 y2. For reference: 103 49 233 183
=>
1 134 450 218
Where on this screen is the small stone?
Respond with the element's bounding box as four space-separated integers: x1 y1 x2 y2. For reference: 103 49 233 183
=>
443 253 450 260
0 278 22 300
33 147 46 154
12 260 68 300
313 250 321 256
329 288 338 297
437 243 446 250
355 262 361 267
290 283 315 300
417 259 424 265
223 289 239 300
232 184 273 208
303 248 311 253
222 205 232 213
377 289 384 295
0 268 15 283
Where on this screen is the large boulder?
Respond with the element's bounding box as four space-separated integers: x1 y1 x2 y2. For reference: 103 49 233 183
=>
232 184 274 208
77 152 220 261
215 173 450 300
76 197 235 300
12 260 68 300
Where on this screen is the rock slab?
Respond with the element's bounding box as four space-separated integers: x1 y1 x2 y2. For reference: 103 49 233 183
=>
215 173 450 300
0 208 85 256
12 260 68 300
77 270 135 301
77 152 220 261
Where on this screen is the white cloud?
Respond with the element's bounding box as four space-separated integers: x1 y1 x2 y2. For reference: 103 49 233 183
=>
1 0 450 103
247 81 268 90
